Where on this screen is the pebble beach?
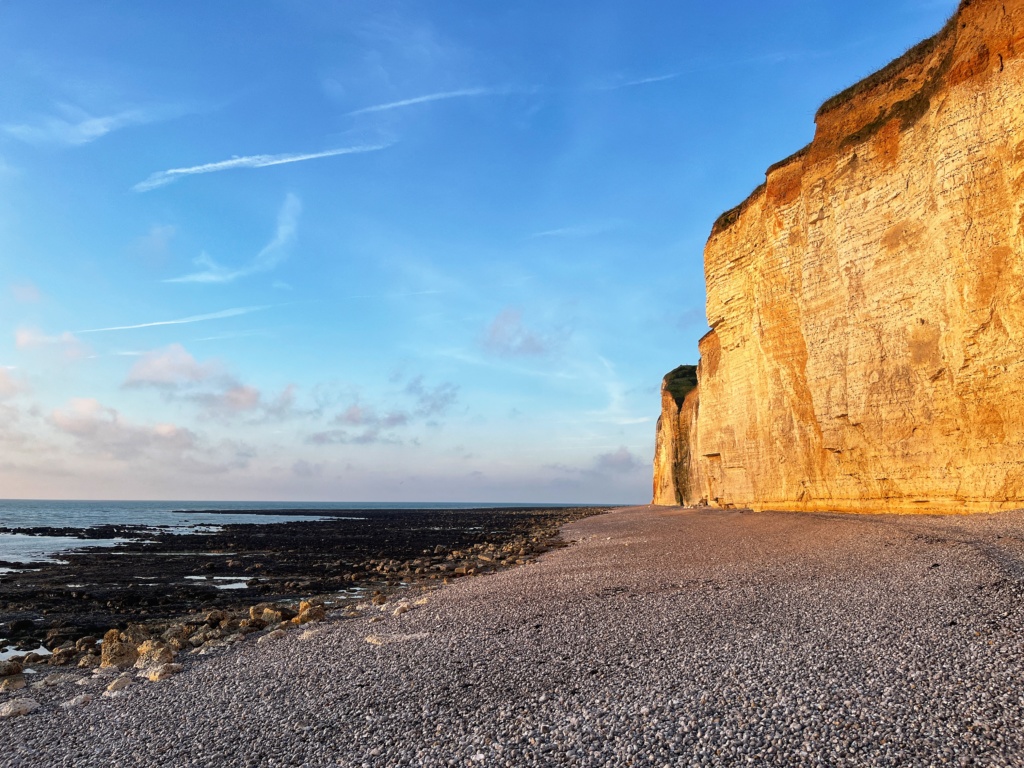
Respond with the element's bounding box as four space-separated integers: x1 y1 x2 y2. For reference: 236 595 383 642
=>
4 504 1024 766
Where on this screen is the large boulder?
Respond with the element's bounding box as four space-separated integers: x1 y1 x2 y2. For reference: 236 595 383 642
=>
134 640 175 669
292 601 326 625
161 623 194 651
100 629 139 669
48 646 79 666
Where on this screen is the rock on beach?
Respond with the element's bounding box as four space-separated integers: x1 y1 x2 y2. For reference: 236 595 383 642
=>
0 698 38 718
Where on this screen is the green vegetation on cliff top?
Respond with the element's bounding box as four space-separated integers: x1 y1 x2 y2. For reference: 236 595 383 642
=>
664 365 698 408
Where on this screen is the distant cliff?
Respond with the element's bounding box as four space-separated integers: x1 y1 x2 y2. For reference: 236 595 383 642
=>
655 0 1024 512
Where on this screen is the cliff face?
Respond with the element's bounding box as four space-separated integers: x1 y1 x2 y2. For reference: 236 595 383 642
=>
656 0 1024 512
652 366 698 505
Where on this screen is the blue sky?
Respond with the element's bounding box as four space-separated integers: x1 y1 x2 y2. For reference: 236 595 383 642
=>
0 0 957 502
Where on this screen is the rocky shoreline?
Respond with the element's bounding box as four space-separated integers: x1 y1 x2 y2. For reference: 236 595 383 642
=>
0 507 609 682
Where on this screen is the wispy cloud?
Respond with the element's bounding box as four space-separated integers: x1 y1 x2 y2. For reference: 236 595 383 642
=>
165 193 301 284
480 308 556 358
343 289 443 300
529 220 625 239
75 305 270 335
191 329 275 343
134 143 391 192
130 224 176 266
349 87 519 116
593 73 682 91
3 106 155 147
307 375 458 446
437 347 575 382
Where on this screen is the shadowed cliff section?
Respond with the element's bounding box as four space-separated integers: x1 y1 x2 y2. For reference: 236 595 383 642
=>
656 0 1024 513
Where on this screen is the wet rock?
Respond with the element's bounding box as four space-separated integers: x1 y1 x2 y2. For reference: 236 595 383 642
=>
0 660 23 677
75 636 98 653
9 618 35 634
44 627 75 650
0 698 39 718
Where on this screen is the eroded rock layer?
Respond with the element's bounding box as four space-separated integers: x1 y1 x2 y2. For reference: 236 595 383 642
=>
656 0 1024 512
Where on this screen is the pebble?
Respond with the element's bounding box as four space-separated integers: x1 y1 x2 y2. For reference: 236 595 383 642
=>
4 506 1024 765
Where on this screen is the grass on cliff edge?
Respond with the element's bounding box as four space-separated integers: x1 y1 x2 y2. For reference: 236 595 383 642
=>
664 365 698 408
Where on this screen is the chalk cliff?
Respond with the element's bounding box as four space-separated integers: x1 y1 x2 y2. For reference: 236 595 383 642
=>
655 0 1024 512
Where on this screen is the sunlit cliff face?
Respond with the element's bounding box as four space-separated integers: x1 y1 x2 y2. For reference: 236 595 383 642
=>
656 0 1024 513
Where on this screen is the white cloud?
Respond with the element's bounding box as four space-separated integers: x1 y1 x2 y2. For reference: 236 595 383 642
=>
164 193 301 284
14 327 88 359
0 368 24 399
134 144 391 192
125 344 220 387
3 106 153 147
50 398 198 460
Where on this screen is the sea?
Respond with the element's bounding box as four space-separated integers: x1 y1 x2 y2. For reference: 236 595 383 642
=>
0 499 559 567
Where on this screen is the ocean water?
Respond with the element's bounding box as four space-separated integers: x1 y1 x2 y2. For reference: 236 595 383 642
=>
0 499 561 566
